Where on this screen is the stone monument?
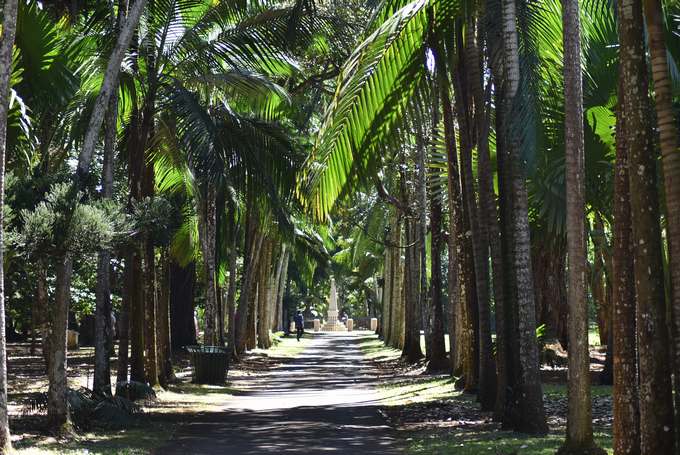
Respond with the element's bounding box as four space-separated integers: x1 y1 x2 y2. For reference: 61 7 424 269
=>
321 278 347 331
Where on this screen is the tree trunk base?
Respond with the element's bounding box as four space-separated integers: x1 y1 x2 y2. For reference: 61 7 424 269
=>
425 358 449 374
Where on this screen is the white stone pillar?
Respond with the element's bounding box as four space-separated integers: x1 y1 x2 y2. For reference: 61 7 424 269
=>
370 318 378 332
347 319 354 331
314 319 321 332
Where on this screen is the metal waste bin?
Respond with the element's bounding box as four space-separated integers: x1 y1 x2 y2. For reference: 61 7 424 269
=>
186 345 229 384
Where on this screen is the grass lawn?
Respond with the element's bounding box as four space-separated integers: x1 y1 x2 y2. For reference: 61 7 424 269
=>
359 335 614 455
12 424 173 454
409 429 613 455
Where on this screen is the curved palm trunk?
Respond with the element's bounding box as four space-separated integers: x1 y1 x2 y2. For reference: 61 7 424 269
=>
618 0 675 451
559 0 603 451
0 0 18 447
502 0 547 434
642 0 680 441
75 0 147 181
612 76 640 455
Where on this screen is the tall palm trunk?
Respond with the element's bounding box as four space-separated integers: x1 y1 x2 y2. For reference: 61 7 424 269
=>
47 255 73 432
642 0 680 442
0 0 18 447
618 0 675 451
457 29 493 405
401 154 423 362
169 260 196 351
612 75 640 455
116 252 132 383
235 209 265 356
491 85 510 422
502 0 547 434
226 228 239 350
416 120 431 360
275 250 290 332
157 249 173 385
433 45 463 378
257 241 274 349
94 90 118 396
559 0 603 451
383 210 397 346
427 85 447 372
198 184 218 346
129 247 145 382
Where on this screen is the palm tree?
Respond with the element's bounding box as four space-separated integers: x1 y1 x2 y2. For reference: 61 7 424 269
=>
0 0 18 448
558 0 604 452
618 0 675 451
642 0 680 431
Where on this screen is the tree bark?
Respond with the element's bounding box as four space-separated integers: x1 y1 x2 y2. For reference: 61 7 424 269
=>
619 0 675 451
612 74 640 455
0 0 18 447
558 0 603 450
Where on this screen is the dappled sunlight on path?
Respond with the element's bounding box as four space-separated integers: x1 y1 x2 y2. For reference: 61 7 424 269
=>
155 332 403 454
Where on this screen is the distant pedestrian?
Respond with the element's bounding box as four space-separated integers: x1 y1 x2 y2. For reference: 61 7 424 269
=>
294 310 304 342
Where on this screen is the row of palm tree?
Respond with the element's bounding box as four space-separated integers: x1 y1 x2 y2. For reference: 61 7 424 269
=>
301 0 680 453
0 0 353 445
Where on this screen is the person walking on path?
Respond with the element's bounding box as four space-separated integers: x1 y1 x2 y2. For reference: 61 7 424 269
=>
294 310 304 341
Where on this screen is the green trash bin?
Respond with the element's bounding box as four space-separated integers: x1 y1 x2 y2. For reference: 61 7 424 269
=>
186 345 229 384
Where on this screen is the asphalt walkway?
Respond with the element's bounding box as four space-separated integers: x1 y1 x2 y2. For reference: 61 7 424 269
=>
156 332 403 454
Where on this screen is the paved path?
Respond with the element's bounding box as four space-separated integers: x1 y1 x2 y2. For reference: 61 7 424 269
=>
156 332 404 454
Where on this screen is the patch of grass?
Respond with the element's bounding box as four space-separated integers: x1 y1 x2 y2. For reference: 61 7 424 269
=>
253 331 310 358
379 376 459 406
543 383 612 398
358 335 401 361
409 429 613 455
13 423 172 454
